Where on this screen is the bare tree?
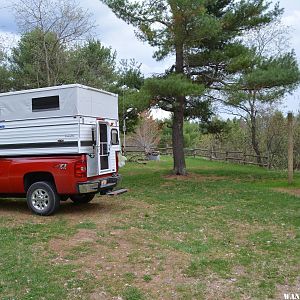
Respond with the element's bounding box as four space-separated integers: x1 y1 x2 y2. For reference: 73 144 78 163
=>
129 111 161 154
13 0 95 86
243 20 291 57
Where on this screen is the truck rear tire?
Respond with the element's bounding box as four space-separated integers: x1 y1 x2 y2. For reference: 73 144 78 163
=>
26 181 60 216
70 193 96 204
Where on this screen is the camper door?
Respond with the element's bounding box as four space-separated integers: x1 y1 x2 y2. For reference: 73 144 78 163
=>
97 121 110 174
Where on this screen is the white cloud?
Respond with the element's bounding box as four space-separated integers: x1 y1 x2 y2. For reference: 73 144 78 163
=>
282 10 300 26
87 1 169 76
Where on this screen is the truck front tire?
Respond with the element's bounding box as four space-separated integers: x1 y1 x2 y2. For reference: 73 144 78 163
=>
26 181 60 216
70 193 96 204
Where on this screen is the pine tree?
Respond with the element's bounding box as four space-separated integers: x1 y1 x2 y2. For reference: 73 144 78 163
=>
223 19 300 165
101 0 282 174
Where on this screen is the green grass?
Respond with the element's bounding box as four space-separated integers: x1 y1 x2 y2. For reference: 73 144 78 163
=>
0 156 299 299
142 274 152 282
75 220 97 230
0 220 95 299
122 286 144 300
123 272 137 283
65 241 95 260
119 157 300 298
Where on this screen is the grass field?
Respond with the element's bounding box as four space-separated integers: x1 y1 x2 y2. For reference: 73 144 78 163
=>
0 157 299 300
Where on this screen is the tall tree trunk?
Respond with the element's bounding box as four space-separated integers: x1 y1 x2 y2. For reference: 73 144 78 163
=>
172 97 186 175
172 42 186 175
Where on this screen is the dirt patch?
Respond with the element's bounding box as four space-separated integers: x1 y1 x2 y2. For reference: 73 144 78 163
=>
276 276 300 300
46 197 205 299
273 188 300 197
163 173 227 181
45 197 253 300
227 220 282 242
204 277 239 300
48 197 205 298
50 229 98 258
90 234 193 299
49 225 196 299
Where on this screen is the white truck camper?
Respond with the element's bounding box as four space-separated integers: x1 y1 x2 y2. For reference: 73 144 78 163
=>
0 84 121 177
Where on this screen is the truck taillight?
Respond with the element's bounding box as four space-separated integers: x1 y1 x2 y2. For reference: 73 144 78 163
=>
75 160 87 178
116 151 119 173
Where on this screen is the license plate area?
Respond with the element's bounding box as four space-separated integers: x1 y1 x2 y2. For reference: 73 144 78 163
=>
90 183 99 190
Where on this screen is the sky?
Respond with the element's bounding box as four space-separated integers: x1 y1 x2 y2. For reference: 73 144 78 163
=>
0 0 300 117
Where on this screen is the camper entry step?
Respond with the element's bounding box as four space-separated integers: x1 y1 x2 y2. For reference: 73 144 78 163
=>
107 189 128 196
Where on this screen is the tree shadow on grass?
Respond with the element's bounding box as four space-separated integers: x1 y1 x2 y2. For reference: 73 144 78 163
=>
0 197 126 217
0 198 29 215
58 199 126 216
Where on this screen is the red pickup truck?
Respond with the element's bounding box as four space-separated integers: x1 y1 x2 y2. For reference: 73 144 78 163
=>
0 84 122 216
0 154 120 215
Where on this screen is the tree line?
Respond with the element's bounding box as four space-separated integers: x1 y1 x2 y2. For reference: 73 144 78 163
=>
0 0 300 175
127 110 300 170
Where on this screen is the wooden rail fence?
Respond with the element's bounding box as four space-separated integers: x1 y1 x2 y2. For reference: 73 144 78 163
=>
124 146 269 167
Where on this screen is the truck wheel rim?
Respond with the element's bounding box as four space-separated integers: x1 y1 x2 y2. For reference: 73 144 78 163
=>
31 189 50 211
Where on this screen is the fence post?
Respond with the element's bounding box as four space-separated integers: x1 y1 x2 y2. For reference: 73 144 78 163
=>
243 152 246 165
288 112 294 184
225 151 228 162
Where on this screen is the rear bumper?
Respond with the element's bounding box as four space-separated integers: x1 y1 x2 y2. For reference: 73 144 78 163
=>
77 175 121 194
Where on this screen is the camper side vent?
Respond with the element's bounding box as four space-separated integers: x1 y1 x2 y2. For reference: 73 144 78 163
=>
32 96 60 111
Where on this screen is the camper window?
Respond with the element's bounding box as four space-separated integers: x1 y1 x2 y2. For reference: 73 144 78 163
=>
111 129 119 145
32 96 60 111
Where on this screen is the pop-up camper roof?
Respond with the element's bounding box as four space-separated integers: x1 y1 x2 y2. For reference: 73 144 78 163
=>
0 84 118 121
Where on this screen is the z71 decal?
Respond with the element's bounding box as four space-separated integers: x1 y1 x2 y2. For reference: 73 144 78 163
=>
54 163 68 170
